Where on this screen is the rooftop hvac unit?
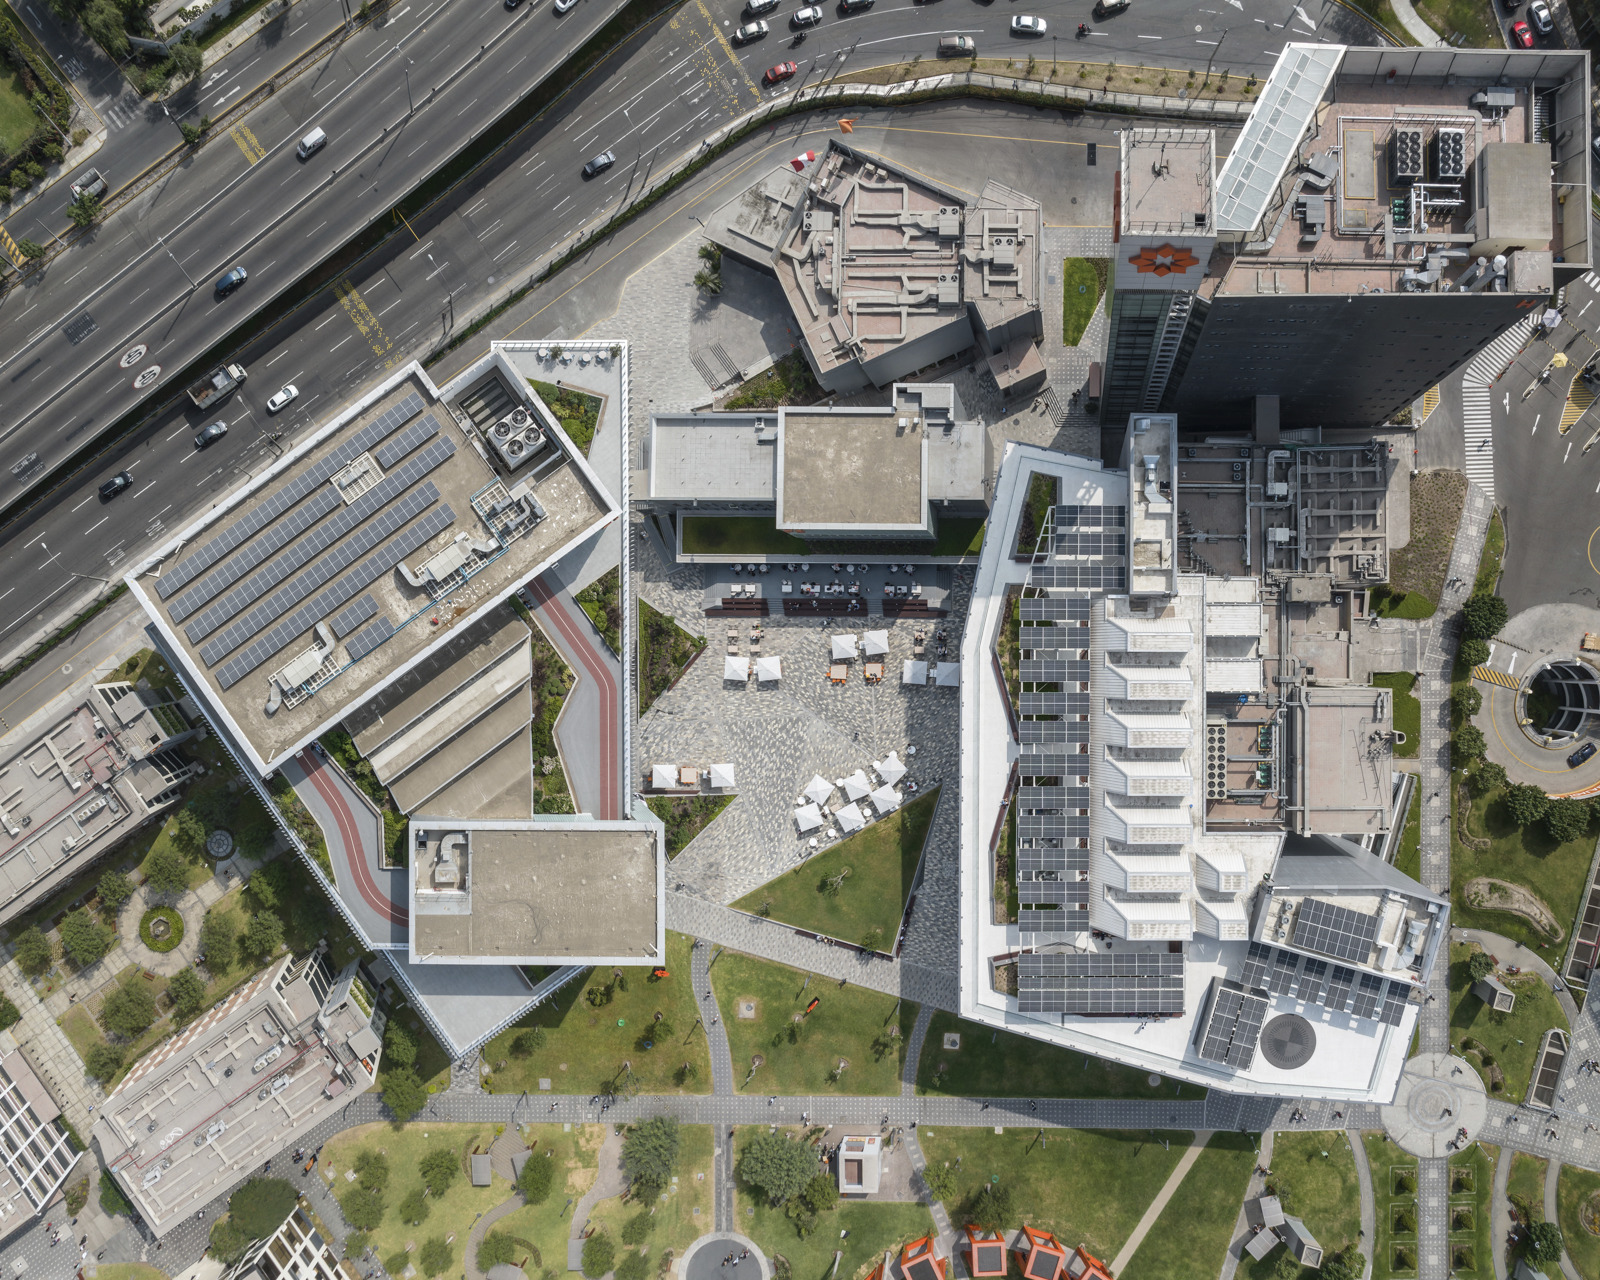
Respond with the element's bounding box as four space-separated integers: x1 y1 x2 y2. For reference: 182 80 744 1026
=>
1266 527 1294 545
485 409 550 472
1390 128 1425 185
1432 128 1466 181
1267 481 1289 499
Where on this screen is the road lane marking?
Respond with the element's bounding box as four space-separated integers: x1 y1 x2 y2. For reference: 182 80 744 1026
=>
83 517 108 534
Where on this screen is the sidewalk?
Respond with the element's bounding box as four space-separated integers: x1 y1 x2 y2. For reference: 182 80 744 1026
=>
1109 1131 1213 1275
1389 0 1448 45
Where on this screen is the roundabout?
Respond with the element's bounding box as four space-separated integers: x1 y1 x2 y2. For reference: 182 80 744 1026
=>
681 1234 770 1280
1381 1053 1489 1158
117 883 207 975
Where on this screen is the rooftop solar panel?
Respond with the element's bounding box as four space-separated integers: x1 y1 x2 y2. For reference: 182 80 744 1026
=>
374 414 441 468
1321 965 1355 1014
1295 958 1327 1003
1268 948 1303 996
328 595 379 638
1293 898 1380 965
1351 972 1384 1020
1016 949 1184 1016
1197 978 1267 1070
1379 981 1412 1027
344 615 396 664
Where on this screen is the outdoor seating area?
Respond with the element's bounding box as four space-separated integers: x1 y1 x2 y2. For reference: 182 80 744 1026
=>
789 748 925 848
709 563 952 618
647 762 737 793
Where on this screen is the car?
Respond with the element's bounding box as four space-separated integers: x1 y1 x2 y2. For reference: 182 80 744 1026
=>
1592 134 1600 161
266 384 299 413
554 0 578 12
98 471 133 501
194 421 229 449
215 265 248 296
791 6 822 24
764 61 798 84
733 19 768 41
583 150 616 177
1510 18 1533 45
838 0 873 12
1093 0 1130 14
1571 742 1597 768
1528 0 1553 33
938 34 975 53
1010 13 1045 33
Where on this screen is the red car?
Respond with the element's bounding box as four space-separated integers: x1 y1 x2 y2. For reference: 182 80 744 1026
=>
1510 18 1533 46
764 61 798 84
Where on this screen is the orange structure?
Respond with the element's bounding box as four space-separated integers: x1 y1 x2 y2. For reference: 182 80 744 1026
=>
1014 1226 1069 1280
897 1238 946 1280
1065 1245 1115 1280
962 1227 1007 1278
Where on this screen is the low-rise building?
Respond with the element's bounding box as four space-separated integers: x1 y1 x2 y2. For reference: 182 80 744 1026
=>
835 1135 882 1195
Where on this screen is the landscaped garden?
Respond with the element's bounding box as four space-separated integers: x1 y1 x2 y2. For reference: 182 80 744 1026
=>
480 1127 603 1278
528 623 578 814
1445 1144 1494 1279
1559 1164 1600 1280
584 1123 715 1265
1243 1130 1362 1280
1013 473 1058 557
639 600 706 715
1061 258 1108 346
1393 784 1421 881
1373 469 1466 618
530 379 602 455
1121 1131 1256 1280
711 951 918 1095
1365 1133 1419 1280
575 568 621 655
731 789 939 951
482 933 711 1095
647 793 735 859
1372 673 1420 758
724 351 821 410
1448 941 1569 1102
918 1125 1190 1263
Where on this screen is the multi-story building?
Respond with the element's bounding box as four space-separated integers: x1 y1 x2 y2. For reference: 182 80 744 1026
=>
217 1206 343 1280
1101 44 1591 436
0 1029 81 1233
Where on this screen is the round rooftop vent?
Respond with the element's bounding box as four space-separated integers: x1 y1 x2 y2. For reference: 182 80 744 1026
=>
510 407 531 429
493 420 514 439
1260 1014 1317 1071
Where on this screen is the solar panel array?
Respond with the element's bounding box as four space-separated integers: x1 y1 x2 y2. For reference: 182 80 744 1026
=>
213 504 455 689
1237 941 1416 1028
374 414 441 468
1056 505 1128 528
345 616 396 664
1197 979 1268 1069
1378 980 1413 1027
157 392 426 598
185 440 457 645
1322 964 1356 1014
1352 972 1385 1021
329 595 379 638
1053 531 1128 558
1028 564 1128 592
1293 898 1380 964
1296 958 1327 1003
1017 949 1185 1016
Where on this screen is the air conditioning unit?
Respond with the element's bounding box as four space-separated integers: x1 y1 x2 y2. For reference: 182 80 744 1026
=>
485 409 551 472
1390 128 1425 185
1267 481 1289 499
1267 527 1294 545
1432 128 1466 181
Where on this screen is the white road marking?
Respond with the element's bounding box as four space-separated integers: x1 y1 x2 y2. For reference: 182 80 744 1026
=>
83 517 108 534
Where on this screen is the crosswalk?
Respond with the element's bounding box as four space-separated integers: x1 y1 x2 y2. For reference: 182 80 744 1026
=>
1459 317 1533 501
96 93 142 131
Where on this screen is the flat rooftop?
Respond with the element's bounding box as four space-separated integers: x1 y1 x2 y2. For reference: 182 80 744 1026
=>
777 406 926 533
1299 684 1392 835
128 361 615 774
649 414 777 503
1122 129 1215 236
409 818 663 965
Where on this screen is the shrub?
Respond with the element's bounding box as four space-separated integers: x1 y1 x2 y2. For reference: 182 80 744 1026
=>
1505 782 1550 828
71 127 88 147
13 927 51 975
622 1115 680 1198
621 1214 654 1245
1527 1221 1564 1263
180 120 203 146
1468 951 1494 983
140 906 185 953
967 1183 1015 1230
58 908 112 967
802 1173 838 1214
1458 637 1490 669
17 239 44 259
381 1068 426 1122
98 869 135 913
860 925 885 953
345 1233 371 1260
100 977 157 1039
1452 685 1482 719
398 1188 429 1226
0 995 19 1031
242 910 284 959
1471 761 1507 796
145 842 193 893
168 967 207 1018
420 1147 457 1197
1462 593 1509 639
478 1234 516 1270
922 1164 957 1202
511 1025 546 1057
419 1239 452 1277
1455 725 1486 762
63 1176 88 1215
100 1169 132 1216
1547 796 1591 843
228 1177 297 1238
85 1042 124 1082
582 1234 615 1280
519 1150 555 1203
616 1252 650 1280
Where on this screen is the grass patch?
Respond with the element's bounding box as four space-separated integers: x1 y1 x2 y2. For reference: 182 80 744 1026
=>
1507 1152 1545 1227
1447 1144 1493 1279
1448 941 1569 1103
1244 1131 1361 1280
486 1124 606 1272
1475 509 1505 596
1014 473 1057 557
710 951 917 1095
1336 0 1421 41
1412 0 1501 45
915 1010 1205 1100
833 56 1267 100
1122 1131 1256 1280
94 1267 171 1280
638 600 705 716
723 351 821 410
482 933 711 1096
1061 258 1104 346
526 623 576 815
1374 470 1466 619
587 1124 713 1261
58 1004 101 1063
575 567 621 655
732 789 939 950
1394 785 1421 881
1373 673 1420 758
1559 1165 1600 1280
647 794 735 859
530 379 601 456
0 61 37 161
1365 1133 1417 1280
193 0 278 48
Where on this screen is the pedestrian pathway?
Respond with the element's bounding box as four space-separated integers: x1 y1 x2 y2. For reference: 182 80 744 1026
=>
1110 1131 1212 1275
465 1194 527 1280
1461 319 1534 500
0 956 103 1137
1544 1157 1580 1280
1388 0 1447 44
1218 1129 1275 1280
902 1004 934 1098
696 939 737 1233
1351 1133 1376 1280
1491 1143 1512 1280
568 1128 627 1267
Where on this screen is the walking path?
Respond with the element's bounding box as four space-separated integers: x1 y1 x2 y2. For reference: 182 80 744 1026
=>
465 1193 528 1280
1544 1157 1580 1280
527 574 621 820
568 1128 628 1268
1491 1145 1512 1280
901 1005 934 1098
1351 1133 1376 1280
1457 927 1581 1027
1218 1129 1275 1280
1388 0 1447 45
1109 1131 1213 1276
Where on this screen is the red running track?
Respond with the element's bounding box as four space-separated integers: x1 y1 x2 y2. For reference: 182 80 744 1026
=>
298 752 408 926
526 575 620 820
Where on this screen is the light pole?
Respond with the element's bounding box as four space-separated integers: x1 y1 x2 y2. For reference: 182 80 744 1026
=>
404 62 414 113
1203 27 1229 88
39 541 110 585
156 233 198 288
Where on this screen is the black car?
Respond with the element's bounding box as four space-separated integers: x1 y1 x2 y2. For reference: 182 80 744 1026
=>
1571 742 1596 768
194 421 229 449
582 150 616 177
215 265 248 297
98 471 133 500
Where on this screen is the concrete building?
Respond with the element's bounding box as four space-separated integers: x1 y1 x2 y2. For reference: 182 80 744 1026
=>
1474 973 1516 1011
1100 45 1591 435
835 1134 882 1195
217 1206 342 1280
93 946 383 1235
0 1030 81 1229
707 143 1044 397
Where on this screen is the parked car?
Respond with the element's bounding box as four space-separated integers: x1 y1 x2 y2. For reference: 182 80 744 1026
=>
791 6 822 24
733 19 769 41
1572 742 1597 768
1010 13 1045 34
215 265 248 296
583 150 616 177
98 471 133 500
1510 18 1533 45
194 421 229 450
266 384 299 413
938 34 975 54
1093 0 1130 14
764 61 798 83
1528 0 1553 33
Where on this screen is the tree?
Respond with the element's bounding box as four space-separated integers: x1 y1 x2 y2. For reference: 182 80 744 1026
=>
339 1185 385 1231
242 911 284 960
622 1115 681 1198
511 1025 546 1057
98 869 135 913
100 977 157 1039
615 1252 650 1280
620 1214 654 1246
1455 725 1486 763
1462 593 1509 640
922 1164 957 1202
860 925 885 953
1471 761 1507 796
58 908 112 967
582 1234 615 1280
381 1068 426 1123
13 926 51 975
80 0 128 56
170 38 202 83
1458 638 1490 669
209 1218 251 1265
1527 1221 1564 1263
100 1169 132 1216
1547 796 1592 844
739 1131 815 1205
201 911 236 969
228 1177 297 1238
1468 951 1494 983
1505 782 1550 828
1452 685 1483 720
168 967 207 1018
802 1173 838 1214
419 1239 452 1278
85 1042 124 1082
398 1188 429 1226
519 1151 554 1203
179 120 203 146
384 1024 417 1068
419 1147 457 1197
354 1150 389 1191
967 1183 1016 1231
67 191 100 229
343 1232 370 1261
477 1233 516 1270
170 808 207 858
1320 1249 1364 1280
1272 1249 1300 1280
145 843 193 894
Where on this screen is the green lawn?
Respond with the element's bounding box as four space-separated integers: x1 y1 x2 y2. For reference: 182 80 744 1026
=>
1374 470 1466 620
1122 1131 1255 1280
0 64 37 159
1507 1152 1546 1226
1475 510 1505 596
919 1126 1190 1263
732 789 939 950
1448 942 1569 1104
58 1004 101 1062
587 1124 713 1263
1394 785 1421 881
1061 258 1104 346
1413 0 1500 45
638 600 706 716
1338 0 1421 42
1243 1131 1361 1280
1373 673 1420 758
483 934 711 1096
1365 1133 1418 1280
1559 1165 1600 1280
1014 472 1058 556
1447 1144 1494 1279
488 1125 606 1273
530 379 602 456
676 515 985 559
915 1011 1205 1100
711 951 917 1095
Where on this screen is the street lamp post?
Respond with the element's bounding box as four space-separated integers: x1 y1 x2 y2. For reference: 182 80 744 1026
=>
33 103 69 148
404 64 414 113
39 541 110 585
1203 27 1229 88
156 233 198 288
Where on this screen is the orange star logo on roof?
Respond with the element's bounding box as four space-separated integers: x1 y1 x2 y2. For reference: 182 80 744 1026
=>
1129 243 1199 276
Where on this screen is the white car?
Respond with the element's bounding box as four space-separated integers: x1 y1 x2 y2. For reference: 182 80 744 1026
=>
733 19 768 41
791 5 822 23
266 384 298 414
1011 13 1046 33
554 0 577 13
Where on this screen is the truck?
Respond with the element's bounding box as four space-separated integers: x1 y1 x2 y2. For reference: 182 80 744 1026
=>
188 363 247 410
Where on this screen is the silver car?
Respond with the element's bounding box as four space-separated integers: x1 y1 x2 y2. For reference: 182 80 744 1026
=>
1010 13 1046 34
791 6 822 24
266 384 298 413
733 18 768 41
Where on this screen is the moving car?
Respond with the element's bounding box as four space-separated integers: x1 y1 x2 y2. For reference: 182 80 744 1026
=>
838 0 873 12
1572 742 1597 768
215 265 248 296
296 127 326 159
554 0 578 12
938 34 975 53
583 150 616 177
1010 13 1045 33
791 6 822 25
70 169 107 201
764 61 798 83
1528 0 1553 33
194 421 229 449
98 471 133 500
1093 0 1129 14
1510 18 1533 45
746 0 781 14
266 384 299 413
733 19 768 41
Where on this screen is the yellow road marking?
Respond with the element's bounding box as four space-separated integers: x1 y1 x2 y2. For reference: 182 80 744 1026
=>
229 125 266 163
0 224 21 268
697 0 761 103
1486 683 1574 778
335 279 396 367
1472 665 1519 689
1419 385 1440 423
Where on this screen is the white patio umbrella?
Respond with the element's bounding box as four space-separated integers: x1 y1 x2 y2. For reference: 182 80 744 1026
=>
935 661 961 687
902 659 928 685
794 803 824 833
755 654 783 683
803 774 834 807
842 769 873 801
875 752 907 786
831 634 858 660
651 764 676 790
724 656 749 681
869 786 902 815
835 802 867 833
708 762 736 790
862 629 890 656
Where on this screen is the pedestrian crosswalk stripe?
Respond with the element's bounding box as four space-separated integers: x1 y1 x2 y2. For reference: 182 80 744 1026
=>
1562 374 1595 433
1420 385 1440 422
1458 317 1533 502
1472 665 1519 689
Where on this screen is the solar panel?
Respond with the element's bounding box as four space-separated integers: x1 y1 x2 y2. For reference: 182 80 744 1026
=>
345 616 396 663
1379 980 1412 1027
328 594 379 638
1351 972 1385 1020
374 414 441 468
158 392 426 596
1240 941 1270 992
1295 958 1327 1003
1016 949 1184 1016
1293 898 1380 965
1055 505 1128 528
1197 978 1268 1069
1321 965 1355 1013
1017 910 1071 936
1268 948 1303 996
